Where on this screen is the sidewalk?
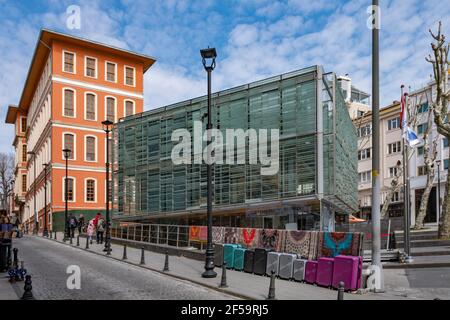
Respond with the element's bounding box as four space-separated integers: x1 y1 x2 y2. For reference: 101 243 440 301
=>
44 232 407 300
0 277 19 300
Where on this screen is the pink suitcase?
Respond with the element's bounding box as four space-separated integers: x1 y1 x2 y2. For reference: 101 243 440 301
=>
332 255 363 291
305 260 318 284
316 257 334 287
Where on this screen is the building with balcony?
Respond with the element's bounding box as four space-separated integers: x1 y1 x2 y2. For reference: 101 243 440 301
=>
4 29 156 232
113 66 358 231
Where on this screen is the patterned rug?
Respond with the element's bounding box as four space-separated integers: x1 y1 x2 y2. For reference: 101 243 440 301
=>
189 226 200 241
224 227 239 244
317 232 362 258
283 230 312 258
257 229 285 251
238 228 260 248
308 231 320 260
212 226 225 244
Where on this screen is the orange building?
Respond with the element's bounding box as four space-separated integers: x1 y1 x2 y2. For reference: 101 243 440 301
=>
5 29 155 232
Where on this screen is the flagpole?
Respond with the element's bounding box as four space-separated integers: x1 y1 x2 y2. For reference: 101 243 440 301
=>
404 92 414 263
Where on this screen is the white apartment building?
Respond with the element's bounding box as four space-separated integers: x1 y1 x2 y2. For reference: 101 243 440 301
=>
354 79 448 226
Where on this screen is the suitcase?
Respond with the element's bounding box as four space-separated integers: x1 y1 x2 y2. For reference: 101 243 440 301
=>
254 248 271 275
332 255 363 291
244 250 255 273
266 252 282 276
223 244 240 269
293 258 307 282
279 253 297 280
305 260 318 284
214 243 224 267
234 248 246 271
316 257 334 287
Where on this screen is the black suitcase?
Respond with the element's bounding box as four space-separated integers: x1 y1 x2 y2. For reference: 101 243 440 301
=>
214 243 224 267
254 248 271 275
244 249 255 273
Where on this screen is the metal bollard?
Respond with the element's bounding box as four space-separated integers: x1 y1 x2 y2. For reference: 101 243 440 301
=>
267 270 276 300
76 235 80 247
140 247 145 265
21 275 34 300
337 281 345 300
85 237 90 249
70 236 73 245
90 238 93 245
54 231 57 240
13 248 18 268
163 250 169 271
122 245 127 260
49 230 52 239
219 262 228 288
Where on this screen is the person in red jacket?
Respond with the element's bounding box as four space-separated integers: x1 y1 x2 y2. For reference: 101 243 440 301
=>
93 212 101 228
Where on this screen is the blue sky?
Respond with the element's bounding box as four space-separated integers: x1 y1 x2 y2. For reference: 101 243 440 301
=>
0 0 449 154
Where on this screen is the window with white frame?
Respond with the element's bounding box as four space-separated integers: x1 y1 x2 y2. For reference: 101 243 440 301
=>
125 100 134 117
85 93 96 120
64 177 74 201
85 57 97 78
125 66 135 86
389 166 399 178
392 192 400 202
387 141 401 154
106 62 117 82
444 138 449 148
387 117 400 130
22 144 27 162
417 123 428 135
22 174 27 193
85 179 96 202
417 146 424 156
63 89 75 117
357 124 371 138
106 97 116 122
358 148 371 161
418 165 427 176
21 117 27 133
359 171 371 183
63 133 75 160
63 51 75 73
85 136 96 162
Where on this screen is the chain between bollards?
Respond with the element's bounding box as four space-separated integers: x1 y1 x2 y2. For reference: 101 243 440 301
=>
85 236 89 249
21 275 34 300
267 270 276 300
337 281 345 300
219 262 228 288
140 247 145 265
122 245 127 260
163 250 169 271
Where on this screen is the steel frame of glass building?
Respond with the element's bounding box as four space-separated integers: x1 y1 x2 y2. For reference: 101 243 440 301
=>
112 65 357 231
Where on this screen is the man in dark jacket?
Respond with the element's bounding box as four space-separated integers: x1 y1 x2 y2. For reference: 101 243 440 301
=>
67 214 78 238
78 214 85 234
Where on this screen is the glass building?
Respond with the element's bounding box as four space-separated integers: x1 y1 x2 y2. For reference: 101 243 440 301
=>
112 65 357 231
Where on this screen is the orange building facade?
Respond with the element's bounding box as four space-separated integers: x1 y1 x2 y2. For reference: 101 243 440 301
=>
5 29 155 232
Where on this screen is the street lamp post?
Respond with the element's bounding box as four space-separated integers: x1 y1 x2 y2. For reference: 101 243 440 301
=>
436 160 442 225
43 163 49 237
102 120 113 255
27 151 38 235
63 148 71 241
200 47 217 278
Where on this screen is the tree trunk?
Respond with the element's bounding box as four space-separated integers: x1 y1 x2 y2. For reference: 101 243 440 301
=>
414 175 434 229
439 171 450 238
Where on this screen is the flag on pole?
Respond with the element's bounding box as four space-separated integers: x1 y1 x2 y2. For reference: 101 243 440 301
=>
400 92 420 147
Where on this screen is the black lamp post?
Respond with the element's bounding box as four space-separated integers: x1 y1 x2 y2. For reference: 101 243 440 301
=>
102 119 113 255
200 47 217 278
63 148 71 241
27 151 38 234
436 160 442 225
43 163 49 237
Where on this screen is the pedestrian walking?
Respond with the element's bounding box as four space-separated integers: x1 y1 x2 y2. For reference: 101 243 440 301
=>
87 220 95 243
67 214 78 238
96 217 105 244
93 212 101 228
78 214 85 235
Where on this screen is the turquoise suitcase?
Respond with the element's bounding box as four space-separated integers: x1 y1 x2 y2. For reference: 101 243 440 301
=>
233 248 246 271
224 244 240 269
